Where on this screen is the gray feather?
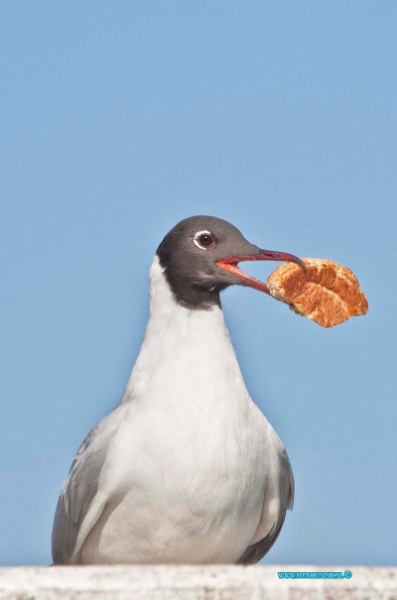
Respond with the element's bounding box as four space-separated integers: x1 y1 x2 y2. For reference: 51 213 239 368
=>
236 448 294 564
51 412 120 564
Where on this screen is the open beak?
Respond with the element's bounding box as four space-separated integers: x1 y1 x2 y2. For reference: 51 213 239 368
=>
217 249 305 294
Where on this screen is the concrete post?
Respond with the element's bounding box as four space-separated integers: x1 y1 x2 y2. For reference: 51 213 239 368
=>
0 565 396 600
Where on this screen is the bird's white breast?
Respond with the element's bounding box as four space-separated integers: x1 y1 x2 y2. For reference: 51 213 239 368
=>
80 256 281 564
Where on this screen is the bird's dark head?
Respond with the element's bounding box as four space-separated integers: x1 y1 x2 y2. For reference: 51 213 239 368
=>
156 215 304 310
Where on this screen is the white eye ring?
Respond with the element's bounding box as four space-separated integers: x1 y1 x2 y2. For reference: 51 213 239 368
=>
193 230 215 250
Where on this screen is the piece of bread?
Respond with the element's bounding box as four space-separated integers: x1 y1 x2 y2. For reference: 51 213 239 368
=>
267 258 368 328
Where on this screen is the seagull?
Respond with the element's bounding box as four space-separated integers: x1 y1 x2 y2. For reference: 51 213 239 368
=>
52 215 304 565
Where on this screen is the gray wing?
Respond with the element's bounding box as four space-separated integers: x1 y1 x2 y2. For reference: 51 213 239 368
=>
51 411 121 564
236 448 294 565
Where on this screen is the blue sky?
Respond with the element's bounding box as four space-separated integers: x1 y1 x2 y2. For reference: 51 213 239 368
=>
1 2 396 566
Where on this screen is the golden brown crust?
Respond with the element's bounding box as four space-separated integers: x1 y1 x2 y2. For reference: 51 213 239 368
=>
267 258 368 328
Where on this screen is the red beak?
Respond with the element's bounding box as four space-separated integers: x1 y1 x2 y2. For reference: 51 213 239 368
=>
217 249 305 294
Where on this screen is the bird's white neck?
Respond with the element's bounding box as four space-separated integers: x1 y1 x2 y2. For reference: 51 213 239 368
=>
121 256 249 408
147 254 225 332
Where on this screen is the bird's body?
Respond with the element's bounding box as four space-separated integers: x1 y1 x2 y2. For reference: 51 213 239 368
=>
52 216 298 565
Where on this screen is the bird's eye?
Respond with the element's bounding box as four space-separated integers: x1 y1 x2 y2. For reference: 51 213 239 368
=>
194 231 215 250
199 234 214 247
